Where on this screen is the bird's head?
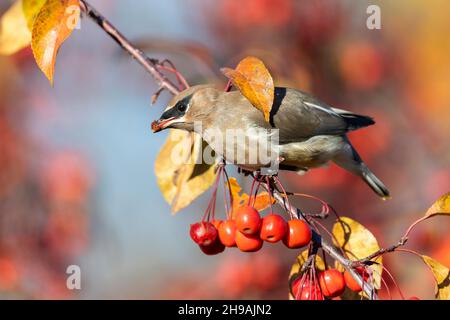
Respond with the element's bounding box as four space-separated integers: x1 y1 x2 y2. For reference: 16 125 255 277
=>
151 85 220 133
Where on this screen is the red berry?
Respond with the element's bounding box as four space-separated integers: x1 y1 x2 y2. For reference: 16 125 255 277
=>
283 219 312 248
260 214 287 243
218 220 237 247
292 278 324 300
291 276 303 296
199 238 225 255
190 222 218 246
235 206 261 235
235 230 263 252
318 269 346 297
299 282 324 300
344 267 369 292
408 296 420 300
212 220 223 230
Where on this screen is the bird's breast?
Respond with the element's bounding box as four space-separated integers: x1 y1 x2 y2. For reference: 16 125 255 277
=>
199 125 280 170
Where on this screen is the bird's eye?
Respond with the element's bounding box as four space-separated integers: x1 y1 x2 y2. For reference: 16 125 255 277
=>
177 103 187 112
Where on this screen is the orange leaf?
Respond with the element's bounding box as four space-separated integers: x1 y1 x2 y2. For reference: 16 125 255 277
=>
31 0 80 85
23 0 48 30
221 56 275 122
249 192 275 211
226 177 248 216
227 176 243 196
226 178 275 216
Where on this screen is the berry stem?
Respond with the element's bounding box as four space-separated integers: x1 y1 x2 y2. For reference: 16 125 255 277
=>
266 183 378 299
265 176 274 215
273 175 294 219
381 265 405 300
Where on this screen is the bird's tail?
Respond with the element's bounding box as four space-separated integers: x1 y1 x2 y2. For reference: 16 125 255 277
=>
333 139 390 199
361 164 390 200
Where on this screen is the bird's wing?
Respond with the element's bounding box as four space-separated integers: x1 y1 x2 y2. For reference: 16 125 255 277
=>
271 88 374 142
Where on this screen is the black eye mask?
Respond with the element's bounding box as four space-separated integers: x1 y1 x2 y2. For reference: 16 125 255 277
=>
160 95 192 120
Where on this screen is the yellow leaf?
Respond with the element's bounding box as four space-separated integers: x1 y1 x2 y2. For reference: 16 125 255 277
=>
332 217 383 289
424 192 450 218
221 56 274 122
288 250 325 299
31 0 80 85
23 0 48 30
154 130 217 214
0 0 31 55
421 255 450 300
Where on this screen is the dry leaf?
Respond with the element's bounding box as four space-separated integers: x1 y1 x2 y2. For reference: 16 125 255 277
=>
332 217 383 289
155 130 217 214
288 250 325 299
31 0 80 85
0 0 31 55
421 255 450 300
221 56 274 122
424 192 450 219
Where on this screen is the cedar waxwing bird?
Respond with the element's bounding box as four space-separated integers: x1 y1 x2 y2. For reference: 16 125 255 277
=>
152 85 390 199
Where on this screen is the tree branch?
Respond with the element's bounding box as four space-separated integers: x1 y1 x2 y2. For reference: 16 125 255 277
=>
269 186 378 300
78 0 378 300
79 0 180 96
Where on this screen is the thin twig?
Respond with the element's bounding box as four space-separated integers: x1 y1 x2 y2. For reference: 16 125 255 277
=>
354 237 408 266
79 0 180 96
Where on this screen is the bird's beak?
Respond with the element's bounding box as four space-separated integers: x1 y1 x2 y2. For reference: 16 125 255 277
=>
151 117 177 133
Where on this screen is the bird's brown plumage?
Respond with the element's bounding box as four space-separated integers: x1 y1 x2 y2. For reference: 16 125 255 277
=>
154 85 390 198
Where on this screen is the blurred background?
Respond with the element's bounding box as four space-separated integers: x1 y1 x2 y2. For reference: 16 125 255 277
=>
0 0 449 299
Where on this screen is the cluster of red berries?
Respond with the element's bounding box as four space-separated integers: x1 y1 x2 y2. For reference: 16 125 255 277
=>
291 267 369 300
190 205 312 254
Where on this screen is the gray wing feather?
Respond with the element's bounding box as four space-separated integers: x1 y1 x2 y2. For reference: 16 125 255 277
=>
272 88 373 142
